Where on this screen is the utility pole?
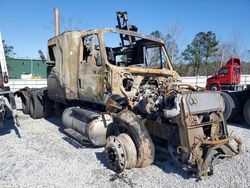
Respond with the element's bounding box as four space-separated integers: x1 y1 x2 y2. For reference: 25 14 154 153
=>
31 59 33 76
247 50 250 74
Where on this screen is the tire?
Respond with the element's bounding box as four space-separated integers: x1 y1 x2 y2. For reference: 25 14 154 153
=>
243 99 250 125
29 92 44 119
210 84 220 91
54 102 65 118
43 96 54 118
108 109 155 168
22 97 30 114
221 92 233 120
227 92 240 119
221 92 240 120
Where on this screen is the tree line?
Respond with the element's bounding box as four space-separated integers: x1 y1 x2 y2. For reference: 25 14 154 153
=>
151 25 250 76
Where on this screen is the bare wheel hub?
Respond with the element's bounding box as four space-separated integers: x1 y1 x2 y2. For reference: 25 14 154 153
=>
105 133 137 173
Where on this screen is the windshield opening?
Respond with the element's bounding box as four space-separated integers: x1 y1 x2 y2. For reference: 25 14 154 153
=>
103 32 167 69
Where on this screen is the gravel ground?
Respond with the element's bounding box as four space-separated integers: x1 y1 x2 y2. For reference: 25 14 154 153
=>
0 97 249 188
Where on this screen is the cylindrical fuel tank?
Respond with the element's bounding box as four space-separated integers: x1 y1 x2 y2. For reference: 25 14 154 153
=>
62 107 113 147
62 107 88 135
87 114 113 146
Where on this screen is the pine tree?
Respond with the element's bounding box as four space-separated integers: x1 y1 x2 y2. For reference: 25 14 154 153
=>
182 31 218 75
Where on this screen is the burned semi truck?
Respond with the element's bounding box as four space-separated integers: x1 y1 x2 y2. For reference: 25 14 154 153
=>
15 10 241 176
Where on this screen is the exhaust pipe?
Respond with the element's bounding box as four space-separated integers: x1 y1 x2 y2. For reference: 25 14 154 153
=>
54 8 60 36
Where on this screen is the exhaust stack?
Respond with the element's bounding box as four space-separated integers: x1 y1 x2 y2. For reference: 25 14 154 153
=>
54 8 60 36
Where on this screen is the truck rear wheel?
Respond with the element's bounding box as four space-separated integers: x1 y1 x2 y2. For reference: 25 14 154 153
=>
243 99 250 125
29 92 44 119
22 97 30 114
105 109 155 173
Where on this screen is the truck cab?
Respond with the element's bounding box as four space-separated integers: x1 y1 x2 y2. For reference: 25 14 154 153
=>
206 57 241 90
46 28 179 105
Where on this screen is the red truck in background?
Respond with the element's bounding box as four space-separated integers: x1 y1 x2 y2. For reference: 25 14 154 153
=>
206 57 241 91
206 57 250 126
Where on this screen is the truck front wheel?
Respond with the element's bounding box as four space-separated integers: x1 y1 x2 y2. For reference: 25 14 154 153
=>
210 84 220 91
105 110 155 173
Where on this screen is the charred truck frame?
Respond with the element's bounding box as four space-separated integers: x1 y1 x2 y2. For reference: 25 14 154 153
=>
16 10 241 176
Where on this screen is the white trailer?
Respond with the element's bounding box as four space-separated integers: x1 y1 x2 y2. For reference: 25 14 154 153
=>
0 32 19 127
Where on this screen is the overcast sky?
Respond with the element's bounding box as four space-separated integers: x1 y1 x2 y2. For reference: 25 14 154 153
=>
0 0 250 59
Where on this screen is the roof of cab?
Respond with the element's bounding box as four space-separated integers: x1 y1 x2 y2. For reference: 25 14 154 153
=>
48 27 164 44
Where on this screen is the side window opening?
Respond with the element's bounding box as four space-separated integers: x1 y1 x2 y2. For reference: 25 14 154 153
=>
218 68 228 75
104 32 166 69
48 45 56 61
82 34 101 66
144 46 164 69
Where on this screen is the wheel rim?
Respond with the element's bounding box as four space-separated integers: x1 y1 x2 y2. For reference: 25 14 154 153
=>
210 85 218 91
105 133 137 173
105 135 126 173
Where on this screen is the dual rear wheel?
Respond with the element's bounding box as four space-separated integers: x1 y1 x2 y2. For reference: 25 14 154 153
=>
29 92 43 119
21 91 54 119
